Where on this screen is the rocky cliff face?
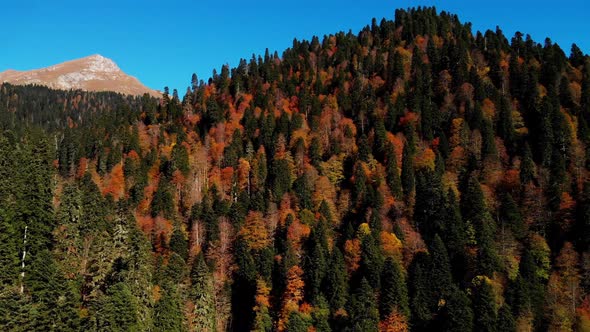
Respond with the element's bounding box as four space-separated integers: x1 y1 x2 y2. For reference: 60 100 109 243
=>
0 54 160 97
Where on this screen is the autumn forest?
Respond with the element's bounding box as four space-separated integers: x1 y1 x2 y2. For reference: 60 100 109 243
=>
0 7 590 332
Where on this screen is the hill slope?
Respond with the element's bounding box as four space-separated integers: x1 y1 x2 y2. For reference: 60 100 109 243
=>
0 54 160 97
0 6 589 332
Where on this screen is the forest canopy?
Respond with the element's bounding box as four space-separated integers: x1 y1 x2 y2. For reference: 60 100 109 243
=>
0 6 589 332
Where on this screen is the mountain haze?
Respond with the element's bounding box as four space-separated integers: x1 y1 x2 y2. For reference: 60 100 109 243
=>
0 54 160 97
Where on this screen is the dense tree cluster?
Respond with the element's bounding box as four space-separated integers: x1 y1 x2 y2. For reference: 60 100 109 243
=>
1 6 590 331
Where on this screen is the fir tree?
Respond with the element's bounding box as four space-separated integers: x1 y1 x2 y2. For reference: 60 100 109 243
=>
380 257 410 319
474 280 498 332
347 278 379 332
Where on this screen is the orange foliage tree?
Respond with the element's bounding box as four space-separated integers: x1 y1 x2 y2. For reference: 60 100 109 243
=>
239 211 270 251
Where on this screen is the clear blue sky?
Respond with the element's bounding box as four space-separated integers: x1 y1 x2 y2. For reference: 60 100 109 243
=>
1 0 588 93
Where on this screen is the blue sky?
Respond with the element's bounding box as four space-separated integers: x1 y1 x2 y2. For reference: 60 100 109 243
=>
1 0 588 93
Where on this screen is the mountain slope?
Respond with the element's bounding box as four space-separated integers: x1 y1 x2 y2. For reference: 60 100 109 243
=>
0 6 590 332
0 54 160 97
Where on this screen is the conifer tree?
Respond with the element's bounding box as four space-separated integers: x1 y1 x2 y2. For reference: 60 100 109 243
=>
385 143 402 200
441 286 474 332
409 252 434 329
153 284 184 332
473 280 497 332
323 248 348 312
401 144 415 199
430 235 453 300
359 232 384 289
496 304 516 332
347 278 379 332
462 175 500 275
190 253 216 332
380 257 410 319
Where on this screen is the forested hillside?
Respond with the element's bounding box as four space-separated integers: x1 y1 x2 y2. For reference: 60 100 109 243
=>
1 7 590 331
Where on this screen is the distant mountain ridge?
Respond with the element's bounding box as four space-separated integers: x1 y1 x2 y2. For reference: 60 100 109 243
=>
0 54 160 97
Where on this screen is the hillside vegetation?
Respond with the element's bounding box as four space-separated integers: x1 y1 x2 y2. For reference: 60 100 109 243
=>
0 7 589 332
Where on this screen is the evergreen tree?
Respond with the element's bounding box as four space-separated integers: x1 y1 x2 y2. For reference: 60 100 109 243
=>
191 253 217 331
414 169 444 243
409 252 434 329
500 193 526 240
98 282 139 331
304 230 327 304
380 257 410 319
440 286 474 332
462 175 500 276
169 227 188 260
520 143 535 186
347 278 379 332
385 143 402 199
401 144 415 199
496 304 516 332
359 232 384 289
153 284 185 332
0 209 18 287
286 311 310 332
474 280 497 332
323 248 348 312
430 235 453 300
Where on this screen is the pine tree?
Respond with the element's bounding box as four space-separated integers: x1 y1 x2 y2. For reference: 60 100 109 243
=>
286 311 310 332
359 232 384 289
474 280 498 332
191 253 217 331
385 143 403 200
153 284 184 332
380 257 410 319
347 278 379 332
304 229 327 304
414 169 444 243
520 143 535 186
441 286 474 332
401 144 415 199
430 235 453 300
462 175 500 276
500 193 526 240
98 282 140 331
0 209 18 287
409 252 434 329
169 227 188 260
496 304 516 332
497 96 515 152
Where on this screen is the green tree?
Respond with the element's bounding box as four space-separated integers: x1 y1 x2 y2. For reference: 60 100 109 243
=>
169 228 188 260
191 253 216 331
430 235 453 300
359 232 384 289
401 144 415 199
347 278 379 332
500 193 526 240
153 284 185 332
497 304 516 332
323 248 348 312
409 252 434 329
520 143 534 186
98 282 139 331
286 311 310 332
441 286 474 332
385 143 402 199
380 257 410 319
304 223 328 304
462 175 500 276
474 280 497 332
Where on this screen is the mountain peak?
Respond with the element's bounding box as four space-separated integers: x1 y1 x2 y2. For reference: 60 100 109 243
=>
78 54 120 73
0 55 159 97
